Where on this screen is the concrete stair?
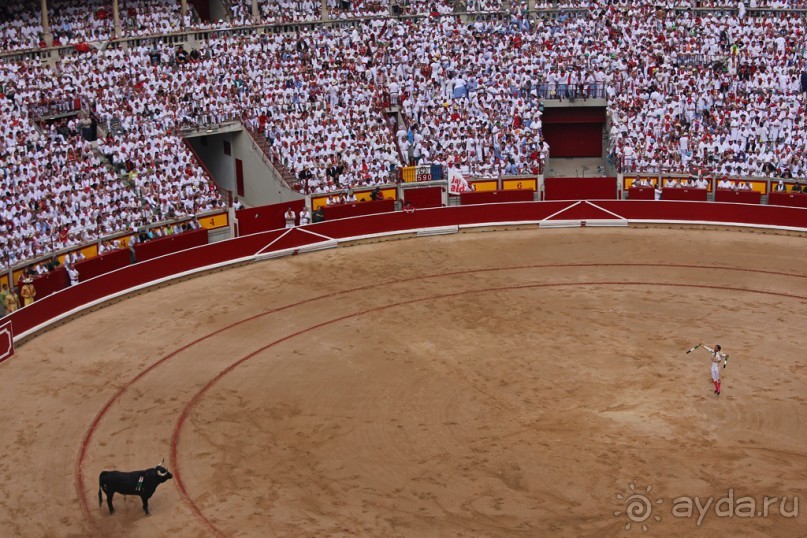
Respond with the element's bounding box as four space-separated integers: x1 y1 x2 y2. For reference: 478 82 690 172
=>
242 123 298 190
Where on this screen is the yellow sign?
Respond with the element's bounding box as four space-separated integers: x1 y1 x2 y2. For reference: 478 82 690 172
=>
625 177 659 188
720 180 766 194
311 196 329 210
200 212 228 230
502 179 537 191
355 188 397 202
79 244 98 259
400 166 417 183
112 235 133 251
748 181 767 194
470 180 498 192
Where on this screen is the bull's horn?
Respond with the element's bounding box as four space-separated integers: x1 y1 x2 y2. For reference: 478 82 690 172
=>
157 468 168 477
158 458 164 467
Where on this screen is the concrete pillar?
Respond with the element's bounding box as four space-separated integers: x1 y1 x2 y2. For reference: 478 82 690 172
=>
322 0 329 22
252 0 261 24
41 0 53 47
112 0 121 38
181 0 188 27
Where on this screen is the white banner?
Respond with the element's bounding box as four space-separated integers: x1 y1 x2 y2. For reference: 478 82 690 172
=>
447 168 471 195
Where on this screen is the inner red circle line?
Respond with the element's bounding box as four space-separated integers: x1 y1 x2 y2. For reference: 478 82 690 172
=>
74 262 807 532
169 280 807 536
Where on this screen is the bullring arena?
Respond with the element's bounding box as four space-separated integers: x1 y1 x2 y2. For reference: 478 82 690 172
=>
1 0 807 536
1 221 806 537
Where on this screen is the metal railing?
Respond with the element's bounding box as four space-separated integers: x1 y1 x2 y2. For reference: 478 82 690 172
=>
620 171 804 192
26 97 86 119
610 150 805 181
2 6 804 61
1 208 224 282
531 82 607 101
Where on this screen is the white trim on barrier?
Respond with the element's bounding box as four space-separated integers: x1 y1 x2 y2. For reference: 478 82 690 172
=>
587 202 628 221
299 239 339 253
627 219 807 232
541 201 582 222
0 320 14 364
296 227 336 241
537 201 630 227
416 226 459 237
585 219 629 227
255 250 294 261
254 239 339 261
252 223 338 260
12 204 807 345
255 228 293 255
456 221 542 230
13 255 256 342
538 219 629 228
539 220 582 228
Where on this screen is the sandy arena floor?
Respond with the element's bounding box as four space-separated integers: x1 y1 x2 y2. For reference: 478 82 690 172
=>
0 227 805 537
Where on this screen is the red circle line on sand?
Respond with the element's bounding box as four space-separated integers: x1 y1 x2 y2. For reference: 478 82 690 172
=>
75 262 807 531
169 280 807 537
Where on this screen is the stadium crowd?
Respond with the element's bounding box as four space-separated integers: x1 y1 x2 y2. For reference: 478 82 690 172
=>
0 1 207 52
605 4 805 178
0 1 805 273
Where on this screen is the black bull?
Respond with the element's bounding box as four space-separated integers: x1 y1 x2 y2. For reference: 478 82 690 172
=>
98 465 173 515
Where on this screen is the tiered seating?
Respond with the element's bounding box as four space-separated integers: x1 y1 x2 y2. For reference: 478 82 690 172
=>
0 0 201 52
0 2 805 273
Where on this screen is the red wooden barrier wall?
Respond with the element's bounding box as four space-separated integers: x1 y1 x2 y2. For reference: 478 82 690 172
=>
714 190 761 204
7 201 807 342
323 199 395 220
134 229 209 262
237 200 307 236
460 190 534 205
74 249 131 282
768 192 807 208
544 177 617 200
662 188 708 201
403 186 443 209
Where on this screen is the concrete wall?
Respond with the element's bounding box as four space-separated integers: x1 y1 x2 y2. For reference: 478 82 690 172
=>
188 128 304 207
188 0 210 21
208 0 228 23
231 130 304 206
189 132 236 193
